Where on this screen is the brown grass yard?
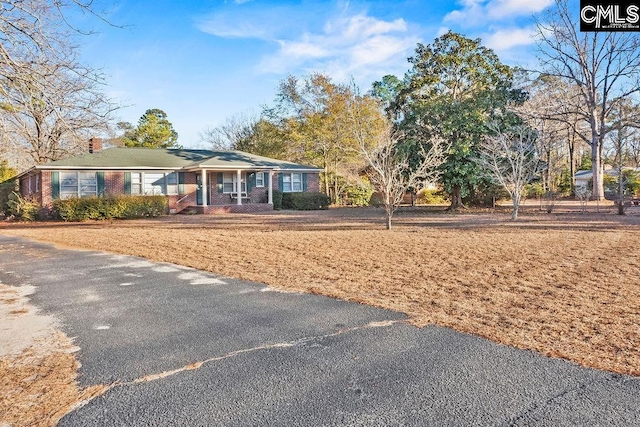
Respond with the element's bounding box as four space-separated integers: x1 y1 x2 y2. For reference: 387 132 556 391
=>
2 206 640 377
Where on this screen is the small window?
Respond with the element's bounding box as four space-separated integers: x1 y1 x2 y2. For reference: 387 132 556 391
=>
223 172 245 193
255 172 264 187
223 172 234 193
131 173 143 195
79 172 97 197
282 173 292 192
59 172 97 198
60 172 79 199
166 172 178 195
281 173 303 193
292 173 302 192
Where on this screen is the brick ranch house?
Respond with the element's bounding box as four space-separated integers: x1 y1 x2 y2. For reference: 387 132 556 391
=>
17 140 322 214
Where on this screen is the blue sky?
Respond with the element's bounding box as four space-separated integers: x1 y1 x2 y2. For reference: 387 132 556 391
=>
77 0 561 148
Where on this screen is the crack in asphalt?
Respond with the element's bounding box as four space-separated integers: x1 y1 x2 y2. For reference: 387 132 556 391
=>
67 319 405 416
500 376 604 426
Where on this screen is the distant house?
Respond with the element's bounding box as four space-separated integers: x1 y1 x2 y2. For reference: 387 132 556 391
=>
16 139 322 214
575 167 640 189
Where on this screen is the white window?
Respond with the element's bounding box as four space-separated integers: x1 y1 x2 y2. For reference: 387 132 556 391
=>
281 173 302 192
131 173 143 195
144 173 165 195
255 172 264 187
166 172 178 195
60 172 97 198
222 172 245 193
130 172 177 195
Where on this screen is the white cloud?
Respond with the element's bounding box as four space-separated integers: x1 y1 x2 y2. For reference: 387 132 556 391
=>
196 6 298 40
445 0 553 25
258 13 418 83
480 26 538 52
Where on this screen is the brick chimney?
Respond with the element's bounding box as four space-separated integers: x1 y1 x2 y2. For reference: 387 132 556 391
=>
88 137 103 154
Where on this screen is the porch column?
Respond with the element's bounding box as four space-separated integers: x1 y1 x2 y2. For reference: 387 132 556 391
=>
201 169 207 206
236 169 242 205
267 170 273 204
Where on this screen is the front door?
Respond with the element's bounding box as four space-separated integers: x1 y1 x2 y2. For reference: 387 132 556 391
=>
196 174 203 205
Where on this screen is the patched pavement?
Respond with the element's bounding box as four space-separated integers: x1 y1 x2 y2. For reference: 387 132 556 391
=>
0 235 638 426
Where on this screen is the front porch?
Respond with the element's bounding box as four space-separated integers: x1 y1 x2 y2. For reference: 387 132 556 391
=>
177 169 274 213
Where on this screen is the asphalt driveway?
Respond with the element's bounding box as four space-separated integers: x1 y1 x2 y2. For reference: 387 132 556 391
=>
0 235 638 426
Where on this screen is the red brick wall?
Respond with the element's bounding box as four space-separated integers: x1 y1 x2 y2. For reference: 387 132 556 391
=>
105 171 124 195
28 170 320 215
306 173 320 192
19 172 44 206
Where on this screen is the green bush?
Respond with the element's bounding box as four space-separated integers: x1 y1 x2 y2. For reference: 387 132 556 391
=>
272 190 283 210
0 180 18 215
53 195 167 221
416 189 449 205
7 192 40 221
342 185 373 206
281 192 330 210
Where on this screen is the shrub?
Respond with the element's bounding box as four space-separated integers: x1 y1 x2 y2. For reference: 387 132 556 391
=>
281 192 330 210
7 192 40 221
416 189 449 205
342 185 373 206
0 180 18 215
53 195 167 221
272 190 283 210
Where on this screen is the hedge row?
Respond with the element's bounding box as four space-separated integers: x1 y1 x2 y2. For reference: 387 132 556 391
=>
281 191 330 210
53 195 168 221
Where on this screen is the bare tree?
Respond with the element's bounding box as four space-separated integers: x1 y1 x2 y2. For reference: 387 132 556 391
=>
477 124 542 220
361 129 445 229
0 0 119 165
536 0 640 200
519 76 591 194
1 55 118 164
605 101 640 215
199 112 259 150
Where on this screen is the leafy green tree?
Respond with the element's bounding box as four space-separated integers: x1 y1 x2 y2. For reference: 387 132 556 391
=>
397 32 523 209
265 73 386 203
0 159 17 183
123 109 179 148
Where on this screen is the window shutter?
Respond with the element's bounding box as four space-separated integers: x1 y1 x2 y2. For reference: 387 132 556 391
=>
124 172 131 194
97 172 105 196
178 172 185 194
278 173 283 191
216 173 223 193
302 173 308 192
264 172 269 187
51 172 60 200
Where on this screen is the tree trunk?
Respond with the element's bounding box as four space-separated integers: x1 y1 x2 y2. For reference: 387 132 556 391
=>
511 193 520 220
324 167 329 196
447 185 464 210
568 128 575 196
386 213 392 230
591 129 605 200
618 166 625 216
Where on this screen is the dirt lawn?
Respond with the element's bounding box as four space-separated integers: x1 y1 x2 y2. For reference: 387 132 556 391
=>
2 206 640 378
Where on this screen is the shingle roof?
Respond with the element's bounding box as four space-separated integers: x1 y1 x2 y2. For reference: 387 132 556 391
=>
35 148 321 171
